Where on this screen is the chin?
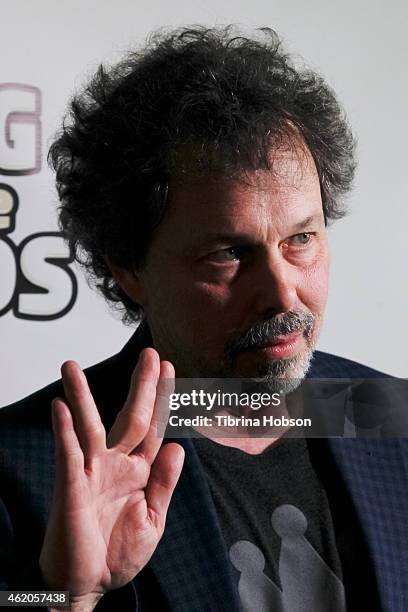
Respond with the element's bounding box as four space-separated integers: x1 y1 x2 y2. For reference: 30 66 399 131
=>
234 347 314 394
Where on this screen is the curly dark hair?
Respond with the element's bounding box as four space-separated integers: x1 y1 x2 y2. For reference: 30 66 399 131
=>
49 26 356 323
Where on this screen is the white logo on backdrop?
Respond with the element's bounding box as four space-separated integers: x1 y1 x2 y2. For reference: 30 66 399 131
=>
0 83 77 320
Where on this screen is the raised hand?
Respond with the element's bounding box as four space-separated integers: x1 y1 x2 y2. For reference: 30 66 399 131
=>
39 348 184 611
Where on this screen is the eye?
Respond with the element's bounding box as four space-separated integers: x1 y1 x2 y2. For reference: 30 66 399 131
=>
207 247 243 263
289 232 313 246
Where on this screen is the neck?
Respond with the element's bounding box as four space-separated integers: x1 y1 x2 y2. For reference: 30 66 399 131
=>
202 435 286 454
191 394 296 454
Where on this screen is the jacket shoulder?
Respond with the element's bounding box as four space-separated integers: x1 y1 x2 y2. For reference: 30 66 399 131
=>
309 350 390 378
0 324 151 431
0 351 124 430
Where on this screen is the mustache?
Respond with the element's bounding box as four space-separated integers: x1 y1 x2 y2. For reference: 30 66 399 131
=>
225 311 315 360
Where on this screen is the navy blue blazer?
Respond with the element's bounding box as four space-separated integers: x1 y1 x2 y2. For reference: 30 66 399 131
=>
1 324 407 611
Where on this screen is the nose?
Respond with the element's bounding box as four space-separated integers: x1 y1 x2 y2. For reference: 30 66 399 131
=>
250 255 298 317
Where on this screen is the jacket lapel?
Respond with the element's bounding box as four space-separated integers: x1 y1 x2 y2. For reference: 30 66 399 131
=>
308 351 408 610
149 437 242 612
102 324 242 611
327 437 408 611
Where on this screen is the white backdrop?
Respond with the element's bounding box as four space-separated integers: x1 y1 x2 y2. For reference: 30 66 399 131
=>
1 0 407 407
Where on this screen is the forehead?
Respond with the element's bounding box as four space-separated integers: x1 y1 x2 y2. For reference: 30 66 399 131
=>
165 145 322 228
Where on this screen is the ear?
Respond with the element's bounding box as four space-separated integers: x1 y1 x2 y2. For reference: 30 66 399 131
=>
106 260 147 306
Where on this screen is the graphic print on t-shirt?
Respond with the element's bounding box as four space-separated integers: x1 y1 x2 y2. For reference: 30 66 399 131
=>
192 434 379 611
229 503 346 612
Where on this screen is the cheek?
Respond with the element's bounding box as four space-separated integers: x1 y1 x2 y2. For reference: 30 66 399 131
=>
192 281 233 309
300 258 330 311
176 282 235 355
181 282 241 347
152 275 235 332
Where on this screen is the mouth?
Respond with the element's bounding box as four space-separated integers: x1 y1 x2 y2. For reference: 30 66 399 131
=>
242 332 304 360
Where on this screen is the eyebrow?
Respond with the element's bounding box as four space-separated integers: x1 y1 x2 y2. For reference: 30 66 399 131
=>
290 214 323 232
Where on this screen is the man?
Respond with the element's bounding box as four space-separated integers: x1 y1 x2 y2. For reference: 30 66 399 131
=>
1 26 407 612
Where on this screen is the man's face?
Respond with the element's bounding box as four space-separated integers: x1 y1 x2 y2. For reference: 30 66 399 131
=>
129 146 330 389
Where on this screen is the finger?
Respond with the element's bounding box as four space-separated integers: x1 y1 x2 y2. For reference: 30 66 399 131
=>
107 348 160 453
134 360 175 464
51 397 84 483
61 361 106 459
145 442 185 529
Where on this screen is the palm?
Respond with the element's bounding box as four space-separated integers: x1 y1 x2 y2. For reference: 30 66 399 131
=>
40 349 184 607
69 451 163 591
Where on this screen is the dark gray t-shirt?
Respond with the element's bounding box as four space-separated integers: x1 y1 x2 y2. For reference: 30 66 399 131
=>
193 435 381 612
